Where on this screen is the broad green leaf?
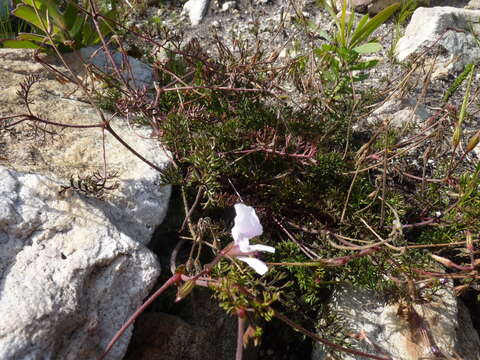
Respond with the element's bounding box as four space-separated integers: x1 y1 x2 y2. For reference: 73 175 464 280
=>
353 42 382 54
16 32 56 45
25 0 66 29
98 10 116 37
2 39 41 48
350 2 400 49
12 4 60 34
64 1 78 29
354 14 370 36
70 14 86 40
82 21 99 45
12 4 47 31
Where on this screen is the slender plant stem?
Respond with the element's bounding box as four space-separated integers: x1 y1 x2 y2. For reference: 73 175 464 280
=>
97 273 182 360
236 315 246 360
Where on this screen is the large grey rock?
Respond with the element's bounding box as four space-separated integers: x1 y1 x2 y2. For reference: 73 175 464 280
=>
396 7 480 79
0 49 172 359
0 166 161 360
312 284 480 360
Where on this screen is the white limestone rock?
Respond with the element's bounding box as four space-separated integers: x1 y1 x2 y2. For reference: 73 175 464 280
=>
312 284 480 360
221 1 236 12
182 0 210 26
0 166 161 360
466 0 480 9
0 48 172 359
396 7 480 79
0 49 171 244
365 97 430 129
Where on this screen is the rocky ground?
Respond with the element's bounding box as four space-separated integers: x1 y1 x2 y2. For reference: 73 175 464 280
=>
123 0 480 133
118 1 480 359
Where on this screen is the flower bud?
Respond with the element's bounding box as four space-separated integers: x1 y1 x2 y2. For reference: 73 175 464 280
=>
175 279 196 302
466 231 474 253
430 254 456 268
175 265 186 274
236 307 246 318
452 126 462 148
454 284 469 296
466 131 480 153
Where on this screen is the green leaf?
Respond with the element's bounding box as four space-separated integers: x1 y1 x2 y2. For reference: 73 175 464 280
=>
350 2 400 49
16 32 57 46
63 1 78 29
346 8 355 40
16 32 47 42
43 0 67 30
353 42 382 54
355 14 370 35
12 4 60 34
2 39 41 48
317 29 332 42
69 14 87 40
12 4 47 31
338 0 347 46
98 10 115 38
82 21 99 45
22 0 45 10
457 64 475 127
349 59 379 70
352 73 369 82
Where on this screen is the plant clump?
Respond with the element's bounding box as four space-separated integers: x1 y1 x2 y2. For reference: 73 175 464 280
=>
1 0 480 359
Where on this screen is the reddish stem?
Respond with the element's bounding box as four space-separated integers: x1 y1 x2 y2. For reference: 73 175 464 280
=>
236 315 246 360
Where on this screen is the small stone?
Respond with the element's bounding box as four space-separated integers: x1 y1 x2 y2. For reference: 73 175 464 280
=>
312 284 480 360
365 97 430 129
221 1 236 11
182 0 210 26
466 0 480 8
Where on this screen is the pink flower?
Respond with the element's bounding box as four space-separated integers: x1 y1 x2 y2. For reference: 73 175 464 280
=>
230 204 275 275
